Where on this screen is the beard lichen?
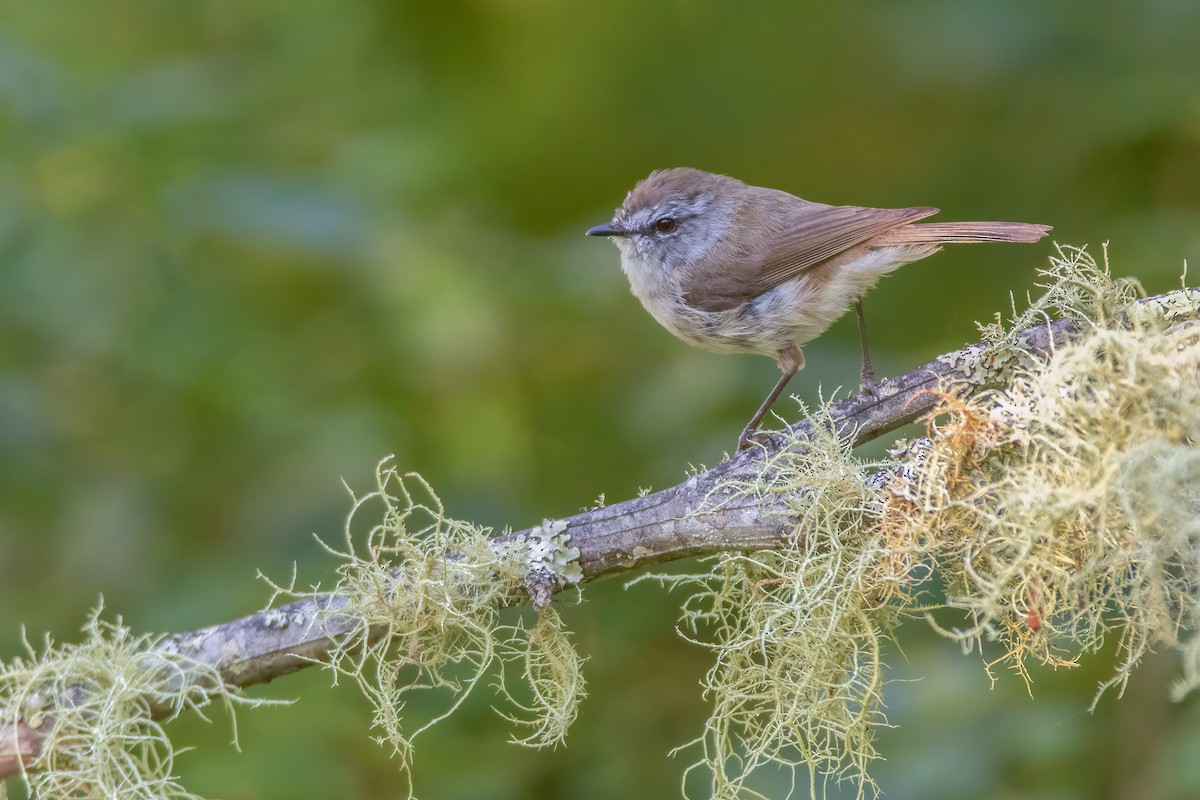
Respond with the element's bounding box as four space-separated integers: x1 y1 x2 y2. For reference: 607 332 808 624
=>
0 606 263 800
6 246 1198 800
273 458 585 794
644 245 1200 798
905 247 1200 703
644 419 917 800
496 605 587 748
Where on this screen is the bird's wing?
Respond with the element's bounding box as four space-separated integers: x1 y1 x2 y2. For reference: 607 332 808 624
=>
683 201 939 313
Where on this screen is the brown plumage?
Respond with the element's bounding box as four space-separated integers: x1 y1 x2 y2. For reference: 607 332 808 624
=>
587 168 1052 449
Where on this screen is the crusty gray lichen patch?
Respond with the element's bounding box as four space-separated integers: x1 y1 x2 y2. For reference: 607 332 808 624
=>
869 437 931 495
1129 286 1200 325
259 607 308 630
504 519 583 608
936 330 1048 388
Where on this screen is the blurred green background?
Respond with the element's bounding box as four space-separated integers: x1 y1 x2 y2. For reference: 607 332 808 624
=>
3 1 1200 798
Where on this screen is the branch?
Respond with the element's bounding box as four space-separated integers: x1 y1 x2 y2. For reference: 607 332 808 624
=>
3 287 1194 778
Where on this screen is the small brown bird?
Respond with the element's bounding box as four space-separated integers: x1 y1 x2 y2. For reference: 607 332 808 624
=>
587 168 1051 449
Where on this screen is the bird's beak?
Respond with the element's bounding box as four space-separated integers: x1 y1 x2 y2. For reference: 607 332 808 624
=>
585 222 626 237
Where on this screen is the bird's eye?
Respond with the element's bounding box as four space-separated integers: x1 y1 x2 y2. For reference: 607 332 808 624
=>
654 217 677 234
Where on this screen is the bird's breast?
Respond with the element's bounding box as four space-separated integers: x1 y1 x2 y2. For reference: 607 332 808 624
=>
630 282 793 358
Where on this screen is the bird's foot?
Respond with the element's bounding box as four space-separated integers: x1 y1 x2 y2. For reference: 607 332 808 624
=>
859 363 882 399
737 426 771 451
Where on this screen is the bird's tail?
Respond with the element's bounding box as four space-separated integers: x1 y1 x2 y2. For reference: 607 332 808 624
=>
881 221 1052 245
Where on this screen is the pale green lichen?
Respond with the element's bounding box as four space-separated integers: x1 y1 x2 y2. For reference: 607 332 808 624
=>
937 245 1136 388
268 458 586 795
649 245 1200 798
522 520 583 586
643 419 916 800
905 249 1200 703
5 247 1197 800
0 607 264 800
500 519 583 608
978 243 1140 347
496 606 586 748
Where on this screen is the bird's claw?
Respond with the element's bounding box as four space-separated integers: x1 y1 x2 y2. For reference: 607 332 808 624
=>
737 428 775 451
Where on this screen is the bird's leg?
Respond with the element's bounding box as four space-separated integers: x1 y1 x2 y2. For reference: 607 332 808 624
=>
854 300 881 397
737 345 803 450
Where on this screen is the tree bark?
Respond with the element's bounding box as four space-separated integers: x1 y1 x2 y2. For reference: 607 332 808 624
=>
2 288 1194 779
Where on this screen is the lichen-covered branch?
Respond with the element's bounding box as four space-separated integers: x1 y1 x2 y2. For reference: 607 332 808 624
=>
2 256 1198 787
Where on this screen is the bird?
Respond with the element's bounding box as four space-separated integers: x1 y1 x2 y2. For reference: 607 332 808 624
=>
586 167 1051 449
